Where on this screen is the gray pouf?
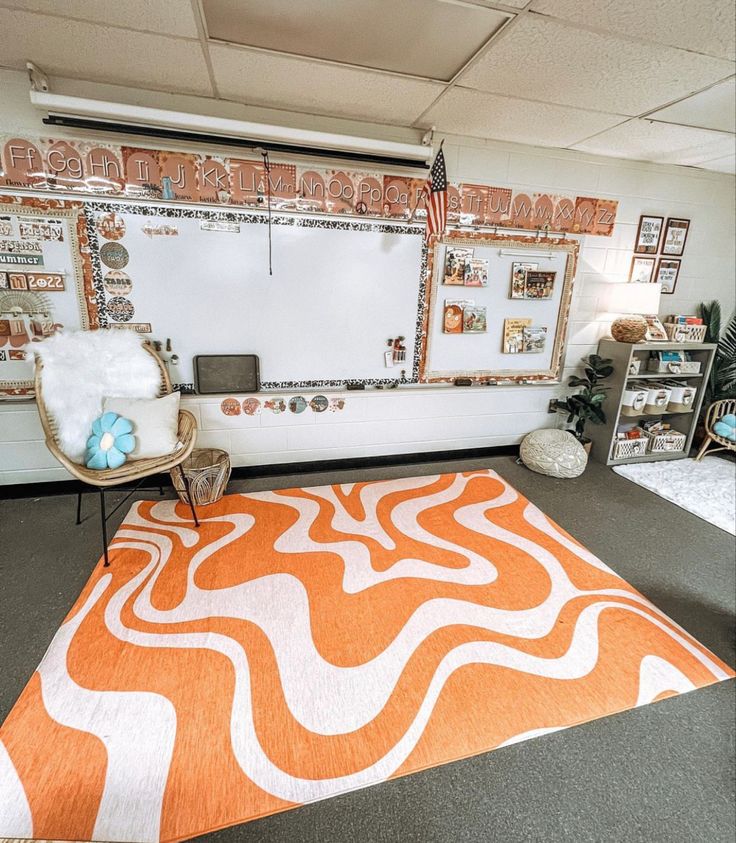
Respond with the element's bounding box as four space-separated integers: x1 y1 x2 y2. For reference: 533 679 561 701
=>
520 429 588 478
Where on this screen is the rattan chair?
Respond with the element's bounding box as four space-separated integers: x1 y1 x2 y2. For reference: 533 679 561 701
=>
695 398 736 461
35 344 199 566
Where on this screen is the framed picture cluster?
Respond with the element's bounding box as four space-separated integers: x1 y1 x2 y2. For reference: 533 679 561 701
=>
630 215 690 294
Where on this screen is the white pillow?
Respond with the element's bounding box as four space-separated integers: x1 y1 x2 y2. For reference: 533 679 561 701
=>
103 392 181 459
34 329 161 463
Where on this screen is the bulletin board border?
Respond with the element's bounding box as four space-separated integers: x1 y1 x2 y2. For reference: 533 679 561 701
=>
83 200 428 389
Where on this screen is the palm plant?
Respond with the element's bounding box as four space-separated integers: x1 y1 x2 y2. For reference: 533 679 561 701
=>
697 301 736 405
551 354 614 442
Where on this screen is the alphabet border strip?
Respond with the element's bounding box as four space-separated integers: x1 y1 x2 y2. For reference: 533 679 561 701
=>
1 136 617 236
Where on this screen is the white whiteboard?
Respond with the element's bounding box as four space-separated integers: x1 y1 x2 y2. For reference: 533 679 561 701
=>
90 203 425 389
421 234 578 382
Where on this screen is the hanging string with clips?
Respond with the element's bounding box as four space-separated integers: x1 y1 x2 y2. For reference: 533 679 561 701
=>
260 148 273 276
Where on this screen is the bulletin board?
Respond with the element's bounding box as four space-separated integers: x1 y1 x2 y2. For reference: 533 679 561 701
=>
419 232 579 383
84 201 425 389
0 195 97 396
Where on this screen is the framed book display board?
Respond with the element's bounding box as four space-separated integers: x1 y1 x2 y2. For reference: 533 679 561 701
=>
419 232 579 383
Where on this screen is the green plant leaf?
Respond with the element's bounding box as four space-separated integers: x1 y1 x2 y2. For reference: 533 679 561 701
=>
589 404 606 423
698 300 722 344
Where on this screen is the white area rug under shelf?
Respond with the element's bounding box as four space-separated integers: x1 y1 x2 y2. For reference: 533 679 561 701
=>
613 456 736 535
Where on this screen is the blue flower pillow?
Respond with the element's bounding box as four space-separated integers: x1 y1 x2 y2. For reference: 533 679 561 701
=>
86 412 136 470
713 412 736 443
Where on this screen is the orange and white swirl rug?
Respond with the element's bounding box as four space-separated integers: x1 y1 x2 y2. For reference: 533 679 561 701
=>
0 470 732 842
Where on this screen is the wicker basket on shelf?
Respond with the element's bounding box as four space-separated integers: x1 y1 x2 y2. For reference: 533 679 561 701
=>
611 315 647 343
171 448 231 505
663 323 707 343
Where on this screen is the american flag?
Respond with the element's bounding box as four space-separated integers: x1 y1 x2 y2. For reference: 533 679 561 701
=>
421 145 448 242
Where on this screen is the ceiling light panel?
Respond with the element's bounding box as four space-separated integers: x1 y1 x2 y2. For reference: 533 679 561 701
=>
203 0 511 81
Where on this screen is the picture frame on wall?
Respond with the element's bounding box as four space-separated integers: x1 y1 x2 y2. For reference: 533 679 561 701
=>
655 257 681 294
629 255 656 284
634 215 664 254
661 217 690 256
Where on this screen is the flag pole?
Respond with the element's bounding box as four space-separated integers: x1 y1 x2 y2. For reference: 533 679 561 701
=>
408 139 443 224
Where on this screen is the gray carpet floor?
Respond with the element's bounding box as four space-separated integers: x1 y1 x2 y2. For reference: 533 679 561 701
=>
0 456 734 843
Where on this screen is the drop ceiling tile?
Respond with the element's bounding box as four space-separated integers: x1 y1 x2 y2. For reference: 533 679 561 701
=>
697 155 735 175
458 14 734 115
648 78 736 133
203 0 510 81
531 0 736 61
421 87 624 148
0 0 199 37
572 118 735 166
209 44 445 124
0 8 211 94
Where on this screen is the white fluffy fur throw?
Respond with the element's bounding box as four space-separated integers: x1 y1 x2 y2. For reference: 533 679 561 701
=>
35 330 161 463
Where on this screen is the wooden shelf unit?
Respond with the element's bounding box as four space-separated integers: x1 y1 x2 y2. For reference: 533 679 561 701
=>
588 339 717 466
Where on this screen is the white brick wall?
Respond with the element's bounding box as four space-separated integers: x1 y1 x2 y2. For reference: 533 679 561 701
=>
0 70 734 484
0 386 557 483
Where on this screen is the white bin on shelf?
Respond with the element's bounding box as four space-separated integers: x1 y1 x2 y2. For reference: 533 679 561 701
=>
621 385 648 416
643 383 672 415
665 383 697 413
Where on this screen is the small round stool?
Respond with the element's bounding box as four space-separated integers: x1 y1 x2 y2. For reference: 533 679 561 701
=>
171 448 231 506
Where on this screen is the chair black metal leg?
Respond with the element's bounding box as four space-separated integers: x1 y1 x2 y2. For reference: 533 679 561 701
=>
75 490 83 525
180 467 200 527
99 488 110 567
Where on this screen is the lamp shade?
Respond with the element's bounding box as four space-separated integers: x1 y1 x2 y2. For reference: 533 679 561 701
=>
603 282 662 315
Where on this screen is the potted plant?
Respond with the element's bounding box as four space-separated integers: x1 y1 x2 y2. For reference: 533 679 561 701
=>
550 354 614 453
694 301 736 447
697 301 736 409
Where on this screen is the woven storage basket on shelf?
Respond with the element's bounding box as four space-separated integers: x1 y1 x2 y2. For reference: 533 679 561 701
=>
611 437 648 460
171 448 231 505
642 429 687 454
647 358 701 374
664 322 707 343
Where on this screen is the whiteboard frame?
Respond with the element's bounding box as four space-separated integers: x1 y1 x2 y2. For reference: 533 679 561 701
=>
419 231 579 383
82 200 428 390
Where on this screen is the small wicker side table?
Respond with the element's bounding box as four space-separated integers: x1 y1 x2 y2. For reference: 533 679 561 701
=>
171 448 231 506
